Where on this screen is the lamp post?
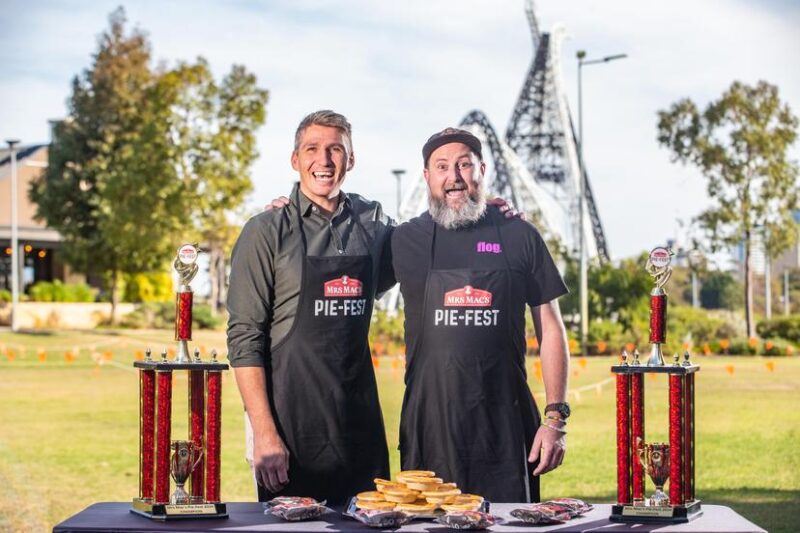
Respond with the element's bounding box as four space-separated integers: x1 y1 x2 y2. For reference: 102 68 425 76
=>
392 169 406 221
6 139 21 332
576 51 626 356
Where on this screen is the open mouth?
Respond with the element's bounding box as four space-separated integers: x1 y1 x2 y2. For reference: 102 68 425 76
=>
445 184 467 199
312 171 335 183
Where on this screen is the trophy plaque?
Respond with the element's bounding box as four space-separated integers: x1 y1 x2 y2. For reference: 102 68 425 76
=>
610 247 702 524
131 244 229 520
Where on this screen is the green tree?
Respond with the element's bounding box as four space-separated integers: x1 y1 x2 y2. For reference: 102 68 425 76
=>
163 59 268 314
657 80 799 337
30 9 188 322
30 9 268 321
699 270 743 310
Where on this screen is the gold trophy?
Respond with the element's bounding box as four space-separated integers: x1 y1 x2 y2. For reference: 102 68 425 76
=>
637 439 670 507
170 441 203 505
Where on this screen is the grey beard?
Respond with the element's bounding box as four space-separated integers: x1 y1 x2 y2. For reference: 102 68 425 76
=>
428 186 487 230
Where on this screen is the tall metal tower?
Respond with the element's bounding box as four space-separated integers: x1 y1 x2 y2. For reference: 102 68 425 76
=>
398 0 609 264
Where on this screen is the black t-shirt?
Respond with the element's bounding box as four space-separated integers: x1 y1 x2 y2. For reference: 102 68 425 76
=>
391 206 568 349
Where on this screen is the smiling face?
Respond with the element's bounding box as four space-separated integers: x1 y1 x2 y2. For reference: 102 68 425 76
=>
291 124 354 212
424 142 487 229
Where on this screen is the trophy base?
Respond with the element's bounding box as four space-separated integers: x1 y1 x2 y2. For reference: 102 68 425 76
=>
610 500 702 524
131 498 228 520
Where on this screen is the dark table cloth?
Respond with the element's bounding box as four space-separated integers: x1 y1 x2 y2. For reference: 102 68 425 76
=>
53 502 765 533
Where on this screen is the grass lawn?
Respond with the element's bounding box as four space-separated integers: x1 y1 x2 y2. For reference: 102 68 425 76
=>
1 329 798 532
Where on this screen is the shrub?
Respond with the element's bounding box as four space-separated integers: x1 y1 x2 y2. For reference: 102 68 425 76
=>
119 301 222 330
588 320 627 355
725 337 760 356
0 289 10 303
28 280 97 302
762 337 796 356
122 272 174 303
757 315 800 344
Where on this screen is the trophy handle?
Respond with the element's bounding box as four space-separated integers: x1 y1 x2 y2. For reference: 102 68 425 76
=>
191 445 204 472
635 437 646 467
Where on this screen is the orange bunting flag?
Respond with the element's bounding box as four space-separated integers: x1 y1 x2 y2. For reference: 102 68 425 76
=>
765 361 775 372
103 351 113 361
526 337 539 350
648 373 658 382
702 344 711 355
682 341 691 351
748 337 758 348
596 340 607 354
167 348 176 358
200 345 207 355
725 365 735 375
787 345 795 356
568 338 578 353
578 357 588 370
135 350 144 361
372 356 380 369
7 350 15 362
765 341 774 351
719 339 730 350
535 368 543 381
38 348 46 362
625 342 635 353
65 352 74 364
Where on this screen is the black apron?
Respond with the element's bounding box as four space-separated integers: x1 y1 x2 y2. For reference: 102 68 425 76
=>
399 211 541 502
260 191 390 504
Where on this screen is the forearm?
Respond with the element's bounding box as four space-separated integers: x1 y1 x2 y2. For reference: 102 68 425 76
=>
533 300 569 407
233 366 280 440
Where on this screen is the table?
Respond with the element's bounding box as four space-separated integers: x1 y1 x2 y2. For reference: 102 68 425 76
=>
53 502 766 533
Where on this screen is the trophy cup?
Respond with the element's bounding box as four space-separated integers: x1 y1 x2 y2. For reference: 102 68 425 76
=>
610 247 702 524
637 439 670 507
170 441 203 505
131 244 229 520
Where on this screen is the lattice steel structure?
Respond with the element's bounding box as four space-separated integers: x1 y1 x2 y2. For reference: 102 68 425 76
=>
397 0 609 263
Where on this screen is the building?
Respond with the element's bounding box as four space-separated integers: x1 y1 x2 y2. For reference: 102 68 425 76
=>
0 144 78 293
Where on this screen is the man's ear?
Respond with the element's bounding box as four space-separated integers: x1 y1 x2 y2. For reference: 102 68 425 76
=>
423 167 430 184
480 161 486 175
291 151 299 171
347 152 355 171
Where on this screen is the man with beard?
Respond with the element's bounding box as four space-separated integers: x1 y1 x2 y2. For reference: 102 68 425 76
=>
391 127 570 502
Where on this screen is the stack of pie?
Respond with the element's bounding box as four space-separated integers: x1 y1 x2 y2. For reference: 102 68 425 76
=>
355 470 484 515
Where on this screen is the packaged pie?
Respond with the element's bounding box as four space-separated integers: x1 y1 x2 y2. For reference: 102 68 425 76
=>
267 500 329 521
263 496 320 508
436 510 496 530
510 502 574 525
547 498 593 515
351 509 413 528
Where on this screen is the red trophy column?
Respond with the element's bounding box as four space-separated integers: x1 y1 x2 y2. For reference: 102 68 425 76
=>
669 374 685 505
189 369 205 500
631 373 645 502
206 369 222 502
684 372 695 502
175 292 193 342
139 368 156 500
155 369 173 504
616 373 632 504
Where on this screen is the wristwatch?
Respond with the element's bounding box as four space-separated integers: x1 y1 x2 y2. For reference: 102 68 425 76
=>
544 402 571 420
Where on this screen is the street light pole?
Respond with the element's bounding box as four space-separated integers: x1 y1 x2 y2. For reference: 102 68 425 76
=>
576 51 626 356
6 139 21 332
392 169 406 221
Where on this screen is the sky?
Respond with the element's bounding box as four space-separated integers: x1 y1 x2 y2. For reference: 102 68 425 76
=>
2 0 799 261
